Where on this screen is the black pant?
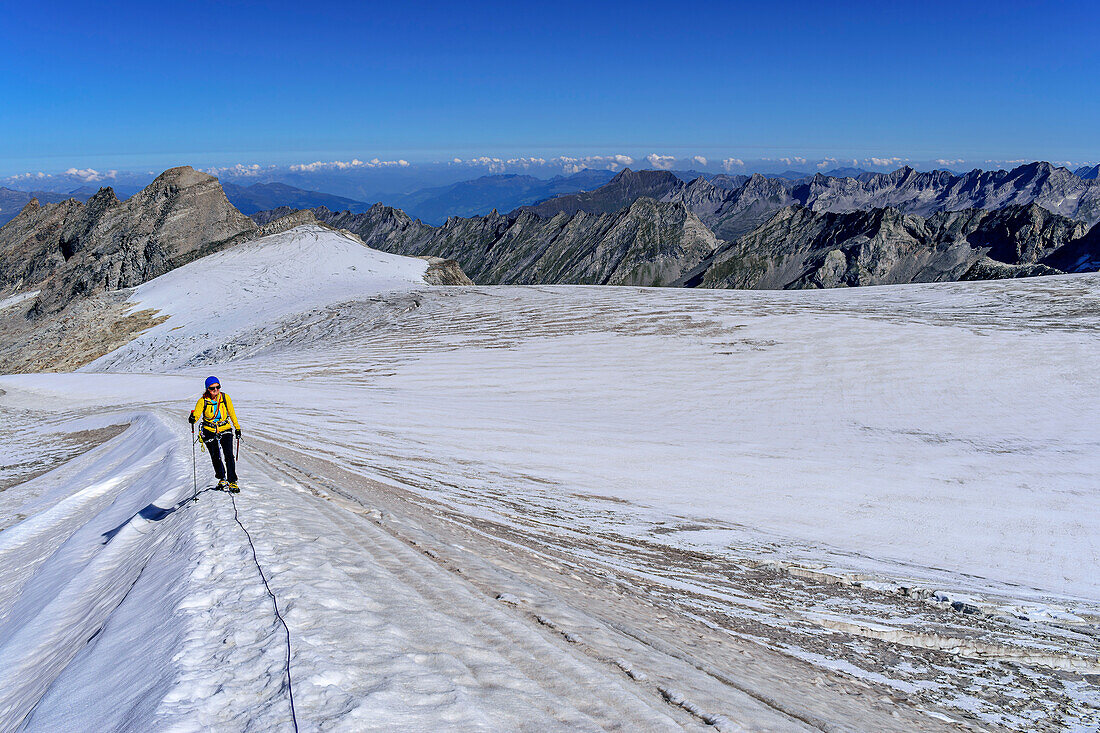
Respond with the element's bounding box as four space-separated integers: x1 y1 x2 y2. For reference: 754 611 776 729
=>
204 431 237 483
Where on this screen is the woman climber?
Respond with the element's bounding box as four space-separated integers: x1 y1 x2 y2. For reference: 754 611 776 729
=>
188 376 242 492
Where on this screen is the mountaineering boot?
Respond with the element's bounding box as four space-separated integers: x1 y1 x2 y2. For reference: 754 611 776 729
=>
216 479 229 490
227 482 240 493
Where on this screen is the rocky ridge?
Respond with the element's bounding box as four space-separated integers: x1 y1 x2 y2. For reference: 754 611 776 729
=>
0 166 258 315
525 162 1100 242
275 197 722 287
265 191 1100 291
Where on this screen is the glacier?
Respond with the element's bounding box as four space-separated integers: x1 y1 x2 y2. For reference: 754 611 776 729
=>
0 224 1097 731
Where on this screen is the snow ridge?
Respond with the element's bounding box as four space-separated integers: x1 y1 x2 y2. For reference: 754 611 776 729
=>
87 224 430 371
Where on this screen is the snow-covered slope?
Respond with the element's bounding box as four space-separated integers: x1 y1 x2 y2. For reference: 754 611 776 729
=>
2 247 1099 729
88 224 429 370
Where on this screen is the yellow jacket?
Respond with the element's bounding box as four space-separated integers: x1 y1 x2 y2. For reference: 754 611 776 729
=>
191 392 240 435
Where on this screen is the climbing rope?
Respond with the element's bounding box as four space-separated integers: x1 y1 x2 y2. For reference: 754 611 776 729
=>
228 491 300 733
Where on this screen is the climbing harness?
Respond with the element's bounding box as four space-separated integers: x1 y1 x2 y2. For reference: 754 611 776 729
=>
199 392 233 439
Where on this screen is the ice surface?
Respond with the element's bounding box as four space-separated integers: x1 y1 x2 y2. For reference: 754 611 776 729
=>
2 228 1099 730
0 290 38 312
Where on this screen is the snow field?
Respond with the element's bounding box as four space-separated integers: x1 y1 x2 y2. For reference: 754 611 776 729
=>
0 413 188 727
89 224 430 371
216 281 1100 609
238 452 690 730
3 225 1099 729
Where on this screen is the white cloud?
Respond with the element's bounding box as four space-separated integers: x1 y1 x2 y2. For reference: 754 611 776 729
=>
204 163 275 177
449 156 510 173
553 155 634 173
776 156 807 168
8 171 50 181
63 168 116 183
645 154 676 170
817 157 838 169
865 157 908 168
505 157 547 168
691 155 707 167
450 154 635 174
551 157 584 174
289 158 409 173
458 157 507 173
933 158 965 167
721 158 745 171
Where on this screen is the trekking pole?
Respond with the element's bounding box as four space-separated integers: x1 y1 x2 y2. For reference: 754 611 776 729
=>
191 423 198 497
236 432 241 462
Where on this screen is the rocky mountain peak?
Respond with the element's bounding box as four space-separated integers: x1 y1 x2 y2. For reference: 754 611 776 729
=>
85 186 121 210
150 165 216 189
603 168 682 193
1023 160 1055 175
878 166 916 185
0 166 257 315
17 198 40 218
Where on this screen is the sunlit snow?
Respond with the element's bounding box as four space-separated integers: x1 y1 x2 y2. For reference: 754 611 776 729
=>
1 225 1098 730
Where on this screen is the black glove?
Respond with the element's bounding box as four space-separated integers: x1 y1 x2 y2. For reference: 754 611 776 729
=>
188 414 196 425
235 429 242 438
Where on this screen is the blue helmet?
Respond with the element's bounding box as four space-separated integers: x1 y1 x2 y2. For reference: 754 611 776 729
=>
205 376 221 389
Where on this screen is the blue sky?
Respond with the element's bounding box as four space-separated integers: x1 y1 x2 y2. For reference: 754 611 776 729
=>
2 0 1098 176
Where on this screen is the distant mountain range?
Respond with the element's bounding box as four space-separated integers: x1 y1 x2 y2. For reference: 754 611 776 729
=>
0 187 90 226
255 164 1100 290
224 173 621 223
384 171 616 224
524 162 1100 240
7 162 1100 323
220 182 374 215
0 172 621 227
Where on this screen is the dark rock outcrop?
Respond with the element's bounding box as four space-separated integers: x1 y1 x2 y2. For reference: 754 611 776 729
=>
960 258 1061 281
1041 223 1100 272
419 257 475 285
256 208 319 237
695 203 1092 290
